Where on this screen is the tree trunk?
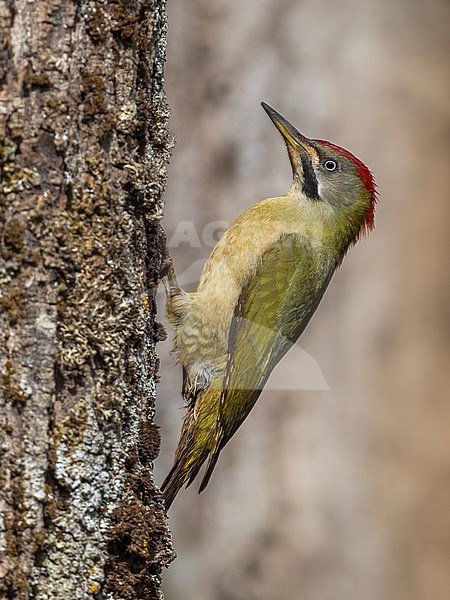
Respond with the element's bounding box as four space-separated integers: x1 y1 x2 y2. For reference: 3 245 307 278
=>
0 1 174 598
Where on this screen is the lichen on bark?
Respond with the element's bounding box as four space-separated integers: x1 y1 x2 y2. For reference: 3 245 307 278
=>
0 1 174 598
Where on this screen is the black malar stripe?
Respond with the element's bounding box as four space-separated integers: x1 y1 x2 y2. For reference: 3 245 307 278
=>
300 156 319 200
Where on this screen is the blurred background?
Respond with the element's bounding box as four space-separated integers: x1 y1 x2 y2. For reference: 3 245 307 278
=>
155 1 449 599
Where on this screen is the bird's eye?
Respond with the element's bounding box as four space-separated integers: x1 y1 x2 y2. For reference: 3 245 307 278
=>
323 159 338 171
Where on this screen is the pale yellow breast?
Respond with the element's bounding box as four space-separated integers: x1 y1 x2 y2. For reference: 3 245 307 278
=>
177 192 336 366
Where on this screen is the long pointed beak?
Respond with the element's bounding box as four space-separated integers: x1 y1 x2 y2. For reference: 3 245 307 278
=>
261 102 318 161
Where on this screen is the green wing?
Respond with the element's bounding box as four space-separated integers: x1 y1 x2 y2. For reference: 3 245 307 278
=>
199 234 334 490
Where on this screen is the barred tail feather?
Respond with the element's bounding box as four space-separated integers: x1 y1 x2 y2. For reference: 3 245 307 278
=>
160 460 186 510
161 386 222 508
161 450 208 509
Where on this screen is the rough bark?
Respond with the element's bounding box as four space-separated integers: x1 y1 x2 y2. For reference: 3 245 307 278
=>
0 1 174 598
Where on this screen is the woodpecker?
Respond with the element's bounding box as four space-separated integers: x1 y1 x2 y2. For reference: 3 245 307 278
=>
161 103 377 508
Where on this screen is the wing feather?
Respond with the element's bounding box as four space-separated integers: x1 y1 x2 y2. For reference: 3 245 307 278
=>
200 234 334 489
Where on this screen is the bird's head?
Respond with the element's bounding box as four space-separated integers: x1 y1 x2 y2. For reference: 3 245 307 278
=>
262 102 377 237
